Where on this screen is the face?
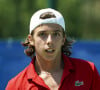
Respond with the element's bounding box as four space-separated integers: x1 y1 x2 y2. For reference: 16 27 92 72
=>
30 23 65 61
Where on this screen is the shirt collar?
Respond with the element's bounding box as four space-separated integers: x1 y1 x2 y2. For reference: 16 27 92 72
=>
60 54 75 84
27 57 49 88
27 57 38 80
62 53 75 71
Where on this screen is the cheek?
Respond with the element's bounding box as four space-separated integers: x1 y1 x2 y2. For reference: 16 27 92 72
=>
54 40 63 49
34 39 44 48
57 38 65 45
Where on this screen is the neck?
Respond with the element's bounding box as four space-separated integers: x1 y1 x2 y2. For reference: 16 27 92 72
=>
35 53 62 73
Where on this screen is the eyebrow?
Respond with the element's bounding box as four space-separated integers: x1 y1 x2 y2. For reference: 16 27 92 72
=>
38 29 62 33
38 30 46 33
54 30 62 32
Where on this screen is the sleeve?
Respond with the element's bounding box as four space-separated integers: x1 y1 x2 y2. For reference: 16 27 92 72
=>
90 64 100 90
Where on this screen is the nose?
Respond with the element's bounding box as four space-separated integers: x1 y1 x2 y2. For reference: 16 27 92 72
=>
46 34 53 46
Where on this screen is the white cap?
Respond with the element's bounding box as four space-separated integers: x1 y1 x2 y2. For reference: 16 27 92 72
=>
29 8 65 34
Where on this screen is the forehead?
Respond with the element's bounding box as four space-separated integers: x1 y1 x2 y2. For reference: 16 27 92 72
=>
34 23 63 33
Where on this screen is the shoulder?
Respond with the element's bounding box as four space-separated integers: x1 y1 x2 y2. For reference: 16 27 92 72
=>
69 57 100 89
63 54 98 75
6 57 36 90
69 57 96 73
63 55 100 89
70 57 94 69
6 65 29 90
68 56 100 78
63 54 95 71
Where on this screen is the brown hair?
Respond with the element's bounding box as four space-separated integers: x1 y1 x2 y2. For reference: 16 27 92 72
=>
22 12 73 58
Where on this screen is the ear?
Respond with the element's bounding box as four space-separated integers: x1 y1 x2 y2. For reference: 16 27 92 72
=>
28 34 34 46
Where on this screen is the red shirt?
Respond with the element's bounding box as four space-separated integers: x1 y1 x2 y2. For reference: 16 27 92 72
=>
6 54 100 90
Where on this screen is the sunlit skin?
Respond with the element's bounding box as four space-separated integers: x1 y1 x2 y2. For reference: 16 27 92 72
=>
28 23 65 89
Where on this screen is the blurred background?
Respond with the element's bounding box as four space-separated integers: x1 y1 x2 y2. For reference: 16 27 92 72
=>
0 0 100 89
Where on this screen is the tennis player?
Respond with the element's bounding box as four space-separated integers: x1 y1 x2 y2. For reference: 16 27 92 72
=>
6 8 100 90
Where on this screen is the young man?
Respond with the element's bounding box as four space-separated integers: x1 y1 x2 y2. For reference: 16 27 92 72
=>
6 8 100 90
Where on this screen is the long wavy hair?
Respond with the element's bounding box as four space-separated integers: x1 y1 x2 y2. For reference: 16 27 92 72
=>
22 12 73 58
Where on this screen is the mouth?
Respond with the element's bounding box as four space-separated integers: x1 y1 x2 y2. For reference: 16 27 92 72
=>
45 49 55 53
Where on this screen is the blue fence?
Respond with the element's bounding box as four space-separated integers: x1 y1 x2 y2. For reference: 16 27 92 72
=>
0 40 100 90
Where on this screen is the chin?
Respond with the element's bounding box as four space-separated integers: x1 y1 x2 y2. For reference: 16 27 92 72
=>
43 56 57 61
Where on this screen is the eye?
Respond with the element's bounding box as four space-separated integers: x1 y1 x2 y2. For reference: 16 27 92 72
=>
53 32 60 37
38 32 46 37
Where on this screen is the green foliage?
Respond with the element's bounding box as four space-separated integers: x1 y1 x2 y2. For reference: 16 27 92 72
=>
0 0 100 40
58 0 100 40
